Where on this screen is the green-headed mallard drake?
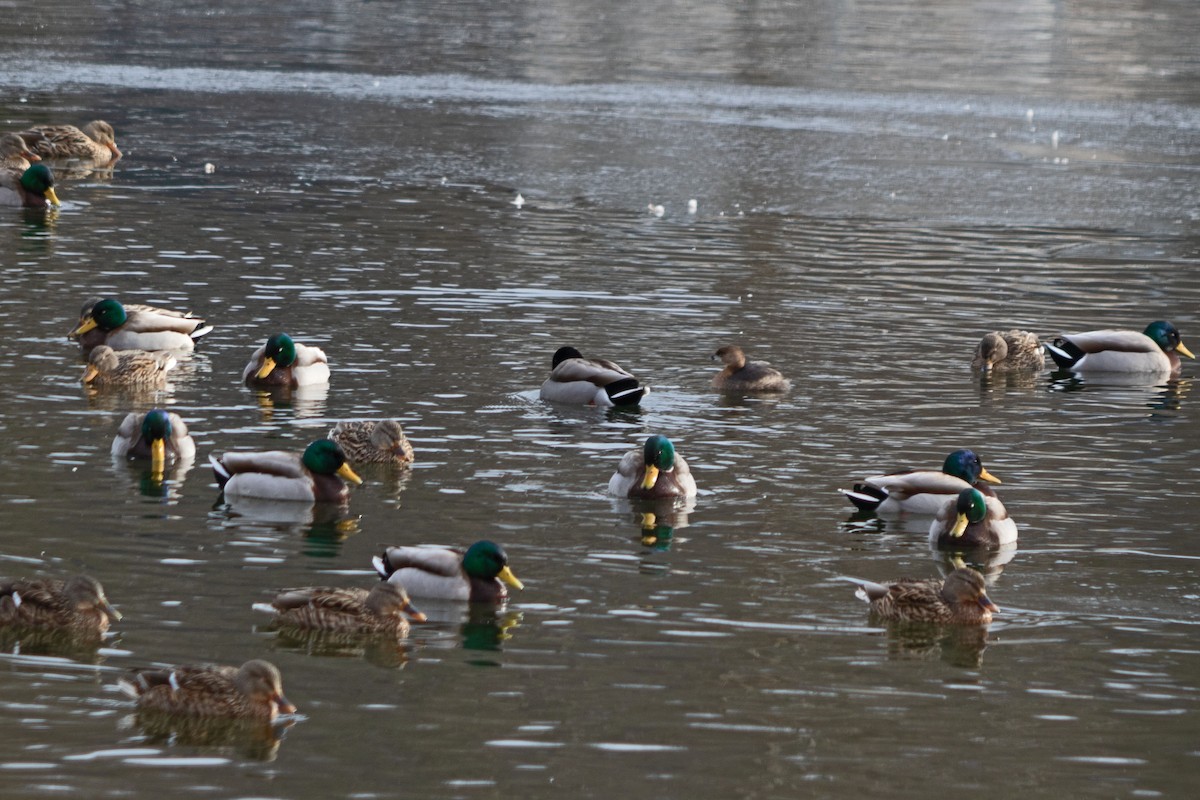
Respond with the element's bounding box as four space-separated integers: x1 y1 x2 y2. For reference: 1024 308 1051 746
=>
842 449 1001 516
254 583 426 634
328 420 414 465
19 121 122 163
117 659 295 721
0 574 121 634
710 345 790 392
929 487 1017 548
539 346 647 406
82 345 177 388
0 133 40 171
0 163 60 208
112 409 196 475
845 567 999 625
71 297 213 354
210 439 362 503
1046 321 1194 375
972 330 1046 373
242 333 330 388
373 540 523 603
608 434 697 499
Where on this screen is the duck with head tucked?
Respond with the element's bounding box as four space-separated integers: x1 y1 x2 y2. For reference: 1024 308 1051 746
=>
608 434 697 500
1046 321 1194 376
710 345 790 392
254 583 427 634
0 132 40 171
112 409 196 476
971 330 1046 373
19 120 122 163
929 487 1017 549
243 333 330 389
0 163 60 208
71 297 213 354
539 346 647 407
83 345 177 389
0 574 122 634
210 440 362 504
373 540 523 604
328 420 414 465
844 566 999 625
841 448 1001 516
118 659 295 721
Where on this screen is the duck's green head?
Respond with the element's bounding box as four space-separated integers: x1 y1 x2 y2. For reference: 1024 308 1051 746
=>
640 434 677 490
141 409 173 475
257 333 298 378
1144 321 1195 360
301 439 362 485
942 449 1000 486
950 488 988 538
463 540 524 589
20 163 60 207
72 297 126 336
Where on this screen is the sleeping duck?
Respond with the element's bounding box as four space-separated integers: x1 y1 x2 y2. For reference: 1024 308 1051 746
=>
19 120 122 163
841 449 1001 516
971 330 1046 373
844 567 999 625
111 409 196 476
710 345 790 392
539 346 647 407
1046 321 1194 375
117 660 295 721
0 163 60 208
71 297 212 354
243 333 330 388
0 574 121 634
608 434 697 500
209 440 362 503
373 540 523 603
929 488 1017 549
254 583 426 634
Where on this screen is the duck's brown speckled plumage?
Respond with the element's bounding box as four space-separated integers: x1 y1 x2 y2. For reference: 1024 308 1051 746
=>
328 420 414 465
972 330 1046 373
710 345 791 392
83 345 176 388
850 567 998 625
0 575 121 634
260 583 425 634
20 121 121 163
119 659 295 721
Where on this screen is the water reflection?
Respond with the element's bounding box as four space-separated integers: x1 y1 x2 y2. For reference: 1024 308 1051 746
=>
250 384 329 421
462 607 522 654
121 712 292 762
610 496 696 549
932 546 1018 587
879 621 992 670
0 627 114 664
266 626 413 669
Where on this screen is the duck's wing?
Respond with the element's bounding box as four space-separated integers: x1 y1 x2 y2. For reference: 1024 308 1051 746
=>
374 546 464 579
217 450 306 479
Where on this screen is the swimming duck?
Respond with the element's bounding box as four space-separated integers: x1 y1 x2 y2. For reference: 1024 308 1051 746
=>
117 660 295 721
929 488 1017 549
539 346 647 407
82 345 177 388
242 333 330 388
328 420 414 465
0 574 121 634
1045 321 1194 375
209 439 362 503
710 345 790 392
845 567 999 625
112 409 196 475
971 330 1046 373
0 163 60 208
841 449 1001 516
254 583 427 634
608 434 697 499
0 133 40 171
373 540 523 603
71 297 213 354
19 121 122 163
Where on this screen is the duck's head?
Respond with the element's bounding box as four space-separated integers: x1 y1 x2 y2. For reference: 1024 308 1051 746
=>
72 298 126 337
20 163 60 207
64 574 122 623
712 345 747 368
256 333 298 379
939 567 999 613
976 333 1008 372
83 120 122 158
0 133 39 163
949 488 989 538
1144 321 1195 360
82 345 119 383
366 582 427 622
141 409 173 476
550 346 583 368
942 449 1000 486
301 439 362 484
640 434 678 490
463 540 523 590
234 660 296 716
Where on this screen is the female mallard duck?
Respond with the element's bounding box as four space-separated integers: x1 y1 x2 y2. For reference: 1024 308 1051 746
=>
971 330 1046 373
1046 321 1195 375
608 434 696 499
841 448 1001 516
373 540 524 603
845 567 999 625
210 439 362 503
0 133 40 171
117 660 295 721
0 163 60 208
929 488 1017 549
83 345 177 388
19 121 122 163
539 346 647 406
71 297 212 354
0 574 121 634
328 420 414 465
243 333 330 388
254 583 427 634
710 345 790 392
112 409 196 475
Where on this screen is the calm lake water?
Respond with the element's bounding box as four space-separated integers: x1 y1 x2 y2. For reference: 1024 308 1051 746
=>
2 1 1199 798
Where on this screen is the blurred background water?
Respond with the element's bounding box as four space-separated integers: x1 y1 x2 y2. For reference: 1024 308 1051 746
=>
1 1 1198 797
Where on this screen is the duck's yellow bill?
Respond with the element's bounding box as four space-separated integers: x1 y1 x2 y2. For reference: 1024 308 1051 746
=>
498 566 524 590
337 463 363 485
255 357 277 379
72 317 98 337
151 439 166 476
950 512 970 538
82 364 99 383
1177 341 1196 360
640 464 660 490
44 187 61 207
978 467 1001 485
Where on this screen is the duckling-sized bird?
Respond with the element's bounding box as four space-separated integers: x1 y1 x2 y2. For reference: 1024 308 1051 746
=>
328 420 414 465
83 346 177 389
0 574 122 634
1046 321 1195 375
845 567 999 625
373 540 523 603
972 330 1046 373
841 449 1001 516
254 583 427 634
242 333 330 388
71 297 213 354
608 434 697 500
19 120 122 163
112 409 196 475
210 439 362 503
539 346 647 407
117 660 295 721
929 488 1017 549
0 163 60 208
0 133 40 171
710 345 791 392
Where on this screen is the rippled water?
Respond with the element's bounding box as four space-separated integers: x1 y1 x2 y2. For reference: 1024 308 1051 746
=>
1 1 1199 798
